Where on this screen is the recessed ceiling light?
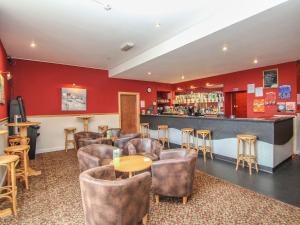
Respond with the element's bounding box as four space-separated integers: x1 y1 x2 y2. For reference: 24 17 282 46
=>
155 22 161 28
181 75 185 80
30 41 36 48
253 59 258 64
147 72 151 75
222 46 228 52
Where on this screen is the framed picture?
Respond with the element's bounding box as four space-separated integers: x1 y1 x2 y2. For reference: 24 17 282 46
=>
61 88 87 111
263 69 278 88
0 75 5 104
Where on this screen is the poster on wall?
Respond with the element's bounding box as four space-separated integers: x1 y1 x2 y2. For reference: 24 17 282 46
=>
263 69 278 88
253 99 265 112
61 88 87 111
255 87 263 97
247 84 255 93
278 85 291 99
286 102 296 112
0 75 4 104
277 102 286 112
265 92 276 105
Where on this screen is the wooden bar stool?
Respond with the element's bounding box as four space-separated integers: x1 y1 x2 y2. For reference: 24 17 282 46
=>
236 134 258 175
157 125 170 149
140 123 150 138
181 128 194 150
64 127 77 151
0 155 19 218
5 145 30 190
196 129 213 162
98 125 108 136
8 136 30 146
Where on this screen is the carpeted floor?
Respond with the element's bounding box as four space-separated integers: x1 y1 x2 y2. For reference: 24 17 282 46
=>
1 150 300 225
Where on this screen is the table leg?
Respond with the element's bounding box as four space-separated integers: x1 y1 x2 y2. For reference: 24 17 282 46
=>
19 127 41 177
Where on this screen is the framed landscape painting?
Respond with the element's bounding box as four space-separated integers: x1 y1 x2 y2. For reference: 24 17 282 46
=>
61 88 87 111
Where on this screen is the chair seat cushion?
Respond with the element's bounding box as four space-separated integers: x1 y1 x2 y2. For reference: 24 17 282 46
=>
140 152 159 161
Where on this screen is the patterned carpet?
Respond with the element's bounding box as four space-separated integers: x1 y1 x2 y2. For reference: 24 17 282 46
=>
1 150 300 225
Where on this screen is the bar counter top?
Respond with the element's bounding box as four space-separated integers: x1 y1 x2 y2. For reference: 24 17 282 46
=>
141 114 294 123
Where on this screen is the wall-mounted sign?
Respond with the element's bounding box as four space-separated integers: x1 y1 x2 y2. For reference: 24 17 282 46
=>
247 84 255 93
61 88 87 111
286 102 296 112
278 85 291 99
253 99 265 112
255 87 263 97
277 102 286 112
263 68 278 88
265 92 276 105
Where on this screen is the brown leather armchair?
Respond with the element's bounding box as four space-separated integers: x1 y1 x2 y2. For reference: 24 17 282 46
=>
79 165 151 225
151 149 198 204
77 144 119 172
114 133 141 150
74 131 105 149
123 138 163 161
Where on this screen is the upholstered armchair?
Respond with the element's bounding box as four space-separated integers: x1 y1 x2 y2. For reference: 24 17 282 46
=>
123 138 163 161
79 165 151 225
151 149 198 204
114 133 141 150
77 144 119 172
74 131 105 149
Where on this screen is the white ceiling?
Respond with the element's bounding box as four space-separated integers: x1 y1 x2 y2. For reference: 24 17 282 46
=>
1 0 299 83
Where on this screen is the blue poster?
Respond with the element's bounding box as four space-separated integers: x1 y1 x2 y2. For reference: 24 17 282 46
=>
278 85 291 99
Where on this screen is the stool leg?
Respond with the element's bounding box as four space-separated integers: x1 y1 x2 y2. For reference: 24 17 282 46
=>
209 133 213 160
236 138 240 171
65 132 68 152
202 135 206 163
242 141 245 168
181 131 184 148
73 132 77 150
248 140 252 175
10 162 17 216
23 150 29 190
254 141 259 173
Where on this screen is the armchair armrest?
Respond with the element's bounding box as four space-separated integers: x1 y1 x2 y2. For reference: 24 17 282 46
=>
159 149 187 160
77 150 100 172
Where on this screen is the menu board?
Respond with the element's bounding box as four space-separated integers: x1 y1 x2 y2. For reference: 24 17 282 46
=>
263 69 278 88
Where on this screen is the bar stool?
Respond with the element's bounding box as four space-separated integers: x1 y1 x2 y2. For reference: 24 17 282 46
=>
140 123 150 138
236 134 258 175
8 136 30 146
64 127 77 151
98 125 108 136
5 145 30 190
0 155 19 218
157 125 170 149
196 129 213 162
181 128 194 150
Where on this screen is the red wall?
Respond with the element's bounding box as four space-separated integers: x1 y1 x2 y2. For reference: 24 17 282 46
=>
11 59 172 116
173 61 298 118
0 40 10 120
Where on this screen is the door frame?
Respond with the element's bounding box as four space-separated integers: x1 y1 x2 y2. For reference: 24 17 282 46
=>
118 92 140 132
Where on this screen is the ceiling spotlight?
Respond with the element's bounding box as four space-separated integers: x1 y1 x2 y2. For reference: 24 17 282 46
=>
253 59 258 64
30 41 36 48
181 75 185 80
155 22 161 28
222 46 228 52
91 0 112 11
147 72 151 75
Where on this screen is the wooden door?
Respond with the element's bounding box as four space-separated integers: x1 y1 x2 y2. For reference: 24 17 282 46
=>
232 91 247 118
119 93 139 133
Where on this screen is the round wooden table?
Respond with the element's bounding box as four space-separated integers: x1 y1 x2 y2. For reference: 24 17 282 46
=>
76 115 94 132
112 155 152 178
5 122 41 176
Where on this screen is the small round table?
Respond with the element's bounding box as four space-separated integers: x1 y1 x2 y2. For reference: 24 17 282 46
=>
112 155 152 178
76 115 94 132
5 122 41 176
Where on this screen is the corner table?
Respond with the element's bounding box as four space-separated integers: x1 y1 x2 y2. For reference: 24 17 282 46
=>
112 155 152 178
5 121 41 176
76 115 94 132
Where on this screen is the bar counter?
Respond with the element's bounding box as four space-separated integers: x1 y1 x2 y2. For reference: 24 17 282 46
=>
140 114 294 173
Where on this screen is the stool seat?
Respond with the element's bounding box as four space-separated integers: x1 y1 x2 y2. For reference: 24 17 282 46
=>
5 145 30 153
196 129 210 134
236 134 256 140
64 127 76 132
182 128 194 132
0 155 19 164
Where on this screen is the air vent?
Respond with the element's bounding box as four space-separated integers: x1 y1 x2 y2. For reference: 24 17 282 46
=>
121 42 134 51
